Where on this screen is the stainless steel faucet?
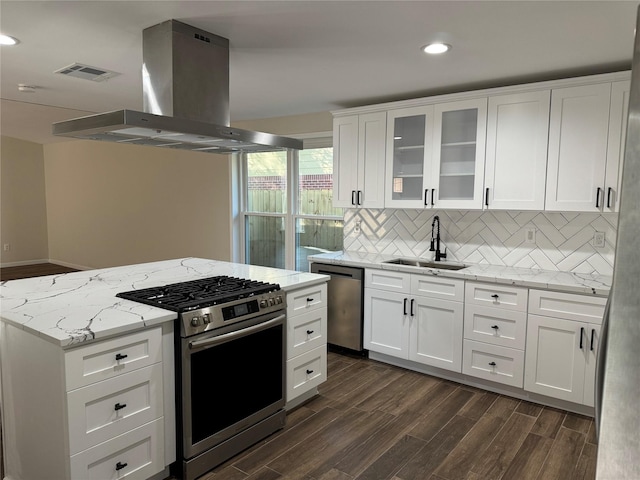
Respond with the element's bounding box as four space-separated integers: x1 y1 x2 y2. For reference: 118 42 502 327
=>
430 215 447 261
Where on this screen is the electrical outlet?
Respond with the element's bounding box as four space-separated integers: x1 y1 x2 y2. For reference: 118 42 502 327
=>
354 220 361 234
593 231 606 248
525 228 536 244
3 244 9 252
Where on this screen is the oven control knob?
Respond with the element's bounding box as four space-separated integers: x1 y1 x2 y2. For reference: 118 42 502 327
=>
191 316 201 327
276 295 283 304
259 299 268 308
268 298 275 306
202 313 211 324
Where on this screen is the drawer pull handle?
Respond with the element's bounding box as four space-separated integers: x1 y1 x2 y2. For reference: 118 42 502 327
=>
591 328 596 351
306 297 314 302
491 294 499 300
488 362 497 367
306 369 314 375
580 327 585 349
307 329 314 335
115 462 128 471
424 189 430 206
114 403 127 411
410 298 415 317
607 187 613 208
403 298 408 315
596 187 602 208
491 325 499 330
115 353 128 361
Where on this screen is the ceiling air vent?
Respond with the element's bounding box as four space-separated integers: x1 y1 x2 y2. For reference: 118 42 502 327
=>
54 63 120 82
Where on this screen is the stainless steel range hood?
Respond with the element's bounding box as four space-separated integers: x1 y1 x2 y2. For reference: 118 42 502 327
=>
52 20 302 153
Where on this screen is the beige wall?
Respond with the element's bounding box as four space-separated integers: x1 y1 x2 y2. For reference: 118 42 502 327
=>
43 140 232 269
0 136 49 265
232 111 332 136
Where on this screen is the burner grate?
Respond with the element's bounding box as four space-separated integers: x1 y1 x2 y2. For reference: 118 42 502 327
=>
116 275 280 312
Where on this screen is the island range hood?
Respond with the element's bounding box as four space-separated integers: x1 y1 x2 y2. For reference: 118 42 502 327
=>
52 20 302 153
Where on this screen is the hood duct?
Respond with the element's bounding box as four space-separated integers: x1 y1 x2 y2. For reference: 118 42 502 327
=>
52 20 302 153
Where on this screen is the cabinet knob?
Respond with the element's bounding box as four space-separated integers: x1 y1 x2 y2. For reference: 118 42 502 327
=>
491 294 499 302
306 297 314 302
114 402 127 411
491 325 499 330
488 362 497 367
115 353 128 361
306 329 314 335
306 369 314 375
115 462 128 471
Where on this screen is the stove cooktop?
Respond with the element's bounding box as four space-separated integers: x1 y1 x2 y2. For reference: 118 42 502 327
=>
116 275 281 313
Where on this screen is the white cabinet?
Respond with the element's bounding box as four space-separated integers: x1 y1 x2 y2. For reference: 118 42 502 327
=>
604 80 631 212
462 282 528 387
333 112 387 208
484 90 550 210
364 269 464 372
285 282 328 403
545 83 613 211
385 99 487 209
0 323 173 480
524 289 607 406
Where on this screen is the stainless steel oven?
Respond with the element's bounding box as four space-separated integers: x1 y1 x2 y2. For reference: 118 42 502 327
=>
116 276 287 480
179 310 286 479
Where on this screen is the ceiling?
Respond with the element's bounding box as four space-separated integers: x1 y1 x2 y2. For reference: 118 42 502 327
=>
1 0 638 145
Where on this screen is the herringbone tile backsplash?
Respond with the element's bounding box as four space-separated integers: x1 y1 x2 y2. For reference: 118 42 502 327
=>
343 209 617 275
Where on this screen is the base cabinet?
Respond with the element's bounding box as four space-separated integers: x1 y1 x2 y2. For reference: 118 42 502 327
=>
524 289 606 407
364 269 464 373
285 282 328 404
0 323 174 480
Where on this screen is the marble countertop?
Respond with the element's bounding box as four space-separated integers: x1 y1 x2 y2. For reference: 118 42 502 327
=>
0 257 329 348
308 251 612 296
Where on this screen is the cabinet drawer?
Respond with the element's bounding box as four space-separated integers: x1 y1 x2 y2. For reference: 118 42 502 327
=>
465 282 528 311
411 275 464 301
528 289 607 324
365 269 411 293
464 304 527 350
287 283 327 317
287 308 327 359
286 345 327 402
70 418 164 480
65 327 162 391
67 363 163 455
462 339 524 388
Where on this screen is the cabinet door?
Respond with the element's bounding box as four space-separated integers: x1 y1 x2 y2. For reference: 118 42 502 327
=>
385 106 434 208
524 314 586 403
409 296 463 372
358 111 387 208
333 115 359 207
604 80 630 212
432 98 488 209
364 288 409 358
583 324 601 407
545 83 611 211
484 91 550 210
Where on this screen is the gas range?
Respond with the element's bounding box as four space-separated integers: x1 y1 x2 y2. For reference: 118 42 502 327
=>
116 275 285 337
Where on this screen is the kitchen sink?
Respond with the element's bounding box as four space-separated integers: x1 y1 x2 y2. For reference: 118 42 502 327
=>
383 258 468 271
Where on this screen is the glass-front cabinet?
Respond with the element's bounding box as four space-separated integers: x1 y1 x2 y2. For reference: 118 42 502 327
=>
385 99 487 209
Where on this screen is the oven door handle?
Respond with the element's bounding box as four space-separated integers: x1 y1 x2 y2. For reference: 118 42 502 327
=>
188 314 286 350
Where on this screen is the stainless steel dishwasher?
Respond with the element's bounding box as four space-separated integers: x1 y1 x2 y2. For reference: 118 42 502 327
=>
310 263 365 352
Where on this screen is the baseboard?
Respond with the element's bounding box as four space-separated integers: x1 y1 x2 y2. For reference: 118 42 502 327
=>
0 259 91 270
0 259 48 268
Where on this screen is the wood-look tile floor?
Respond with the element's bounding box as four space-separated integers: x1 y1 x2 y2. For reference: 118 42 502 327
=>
196 350 598 480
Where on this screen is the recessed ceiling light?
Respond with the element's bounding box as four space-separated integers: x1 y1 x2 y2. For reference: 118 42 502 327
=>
0 34 20 46
422 43 451 55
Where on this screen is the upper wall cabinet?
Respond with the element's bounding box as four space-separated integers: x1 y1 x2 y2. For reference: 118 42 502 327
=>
545 83 612 212
333 112 387 208
385 99 487 210
604 80 631 212
484 91 551 210
384 106 434 208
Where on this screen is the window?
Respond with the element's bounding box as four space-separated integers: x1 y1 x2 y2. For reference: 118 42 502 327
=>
242 140 343 272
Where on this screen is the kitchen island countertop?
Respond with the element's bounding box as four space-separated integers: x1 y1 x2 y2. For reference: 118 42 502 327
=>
0 257 329 347
309 251 611 296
